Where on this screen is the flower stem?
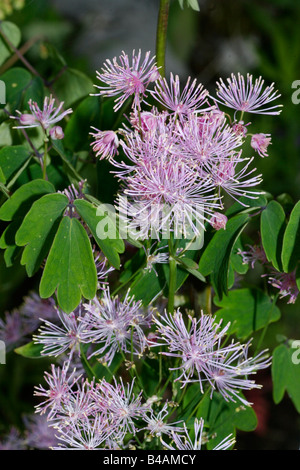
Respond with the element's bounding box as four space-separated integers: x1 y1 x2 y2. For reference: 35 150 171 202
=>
42 137 48 180
156 0 170 78
167 236 177 313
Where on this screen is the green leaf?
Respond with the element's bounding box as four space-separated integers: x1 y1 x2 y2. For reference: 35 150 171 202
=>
0 21 21 67
272 343 300 413
261 200 286 271
51 139 83 184
129 269 166 306
0 179 55 221
1 67 32 112
281 201 300 272
64 96 101 152
0 145 30 183
0 179 55 268
14 341 44 359
225 192 268 218
74 199 124 269
198 213 250 299
15 193 69 276
52 68 94 107
214 288 281 339
0 166 6 183
39 216 97 313
230 237 249 275
23 76 45 109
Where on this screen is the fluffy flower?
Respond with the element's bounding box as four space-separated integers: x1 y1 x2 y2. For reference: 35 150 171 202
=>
34 362 80 418
93 50 160 111
52 414 115 450
151 310 271 403
11 95 72 130
80 287 152 365
93 378 146 437
143 402 183 437
151 73 210 118
251 133 272 158
264 269 299 304
161 418 235 450
90 128 119 161
33 306 87 359
214 73 282 115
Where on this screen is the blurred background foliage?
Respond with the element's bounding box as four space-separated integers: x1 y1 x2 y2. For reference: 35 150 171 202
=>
1 0 300 449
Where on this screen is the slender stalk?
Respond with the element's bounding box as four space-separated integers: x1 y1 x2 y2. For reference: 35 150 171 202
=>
42 137 48 180
254 293 279 355
156 0 170 78
167 236 177 313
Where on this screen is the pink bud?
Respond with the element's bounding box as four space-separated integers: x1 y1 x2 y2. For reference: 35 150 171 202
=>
210 213 228 230
19 113 37 126
232 120 248 137
251 133 271 158
49 126 64 140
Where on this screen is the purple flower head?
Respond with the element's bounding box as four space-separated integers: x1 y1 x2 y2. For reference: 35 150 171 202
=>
33 305 87 360
151 73 210 118
0 427 26 450
214 73 282 115
80 287 152 365
176 112 243 169
116 147 220 239
237 243 267 269
211 154 263 205
93 377 146 437
143 402 183 437
151 309 271 403
23 414 59 449
207 342 271 405
90 128 119 161
93 50 160 111
52 414 115 450
151 310 232 391
49 378 99 429
264 269 299 304
161 418 235 450
11 95 72 130
251 133 272 158
34 362 80 418
0 310 28 351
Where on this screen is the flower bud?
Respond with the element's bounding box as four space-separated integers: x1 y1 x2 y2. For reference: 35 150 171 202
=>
49 125 64 140
210 212 228 230
251 133 271 158
19 113 36 126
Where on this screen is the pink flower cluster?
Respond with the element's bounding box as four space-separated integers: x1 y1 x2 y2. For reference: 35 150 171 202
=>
90 50 281 239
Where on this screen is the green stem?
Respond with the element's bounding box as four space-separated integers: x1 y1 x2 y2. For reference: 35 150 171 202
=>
80 347 97 379
42 137 48 180
254 293 279 355
156 0 170 78
167 237 177 313
186 386 211 422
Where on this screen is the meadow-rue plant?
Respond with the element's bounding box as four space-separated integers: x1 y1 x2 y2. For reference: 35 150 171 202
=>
1 0 300 453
